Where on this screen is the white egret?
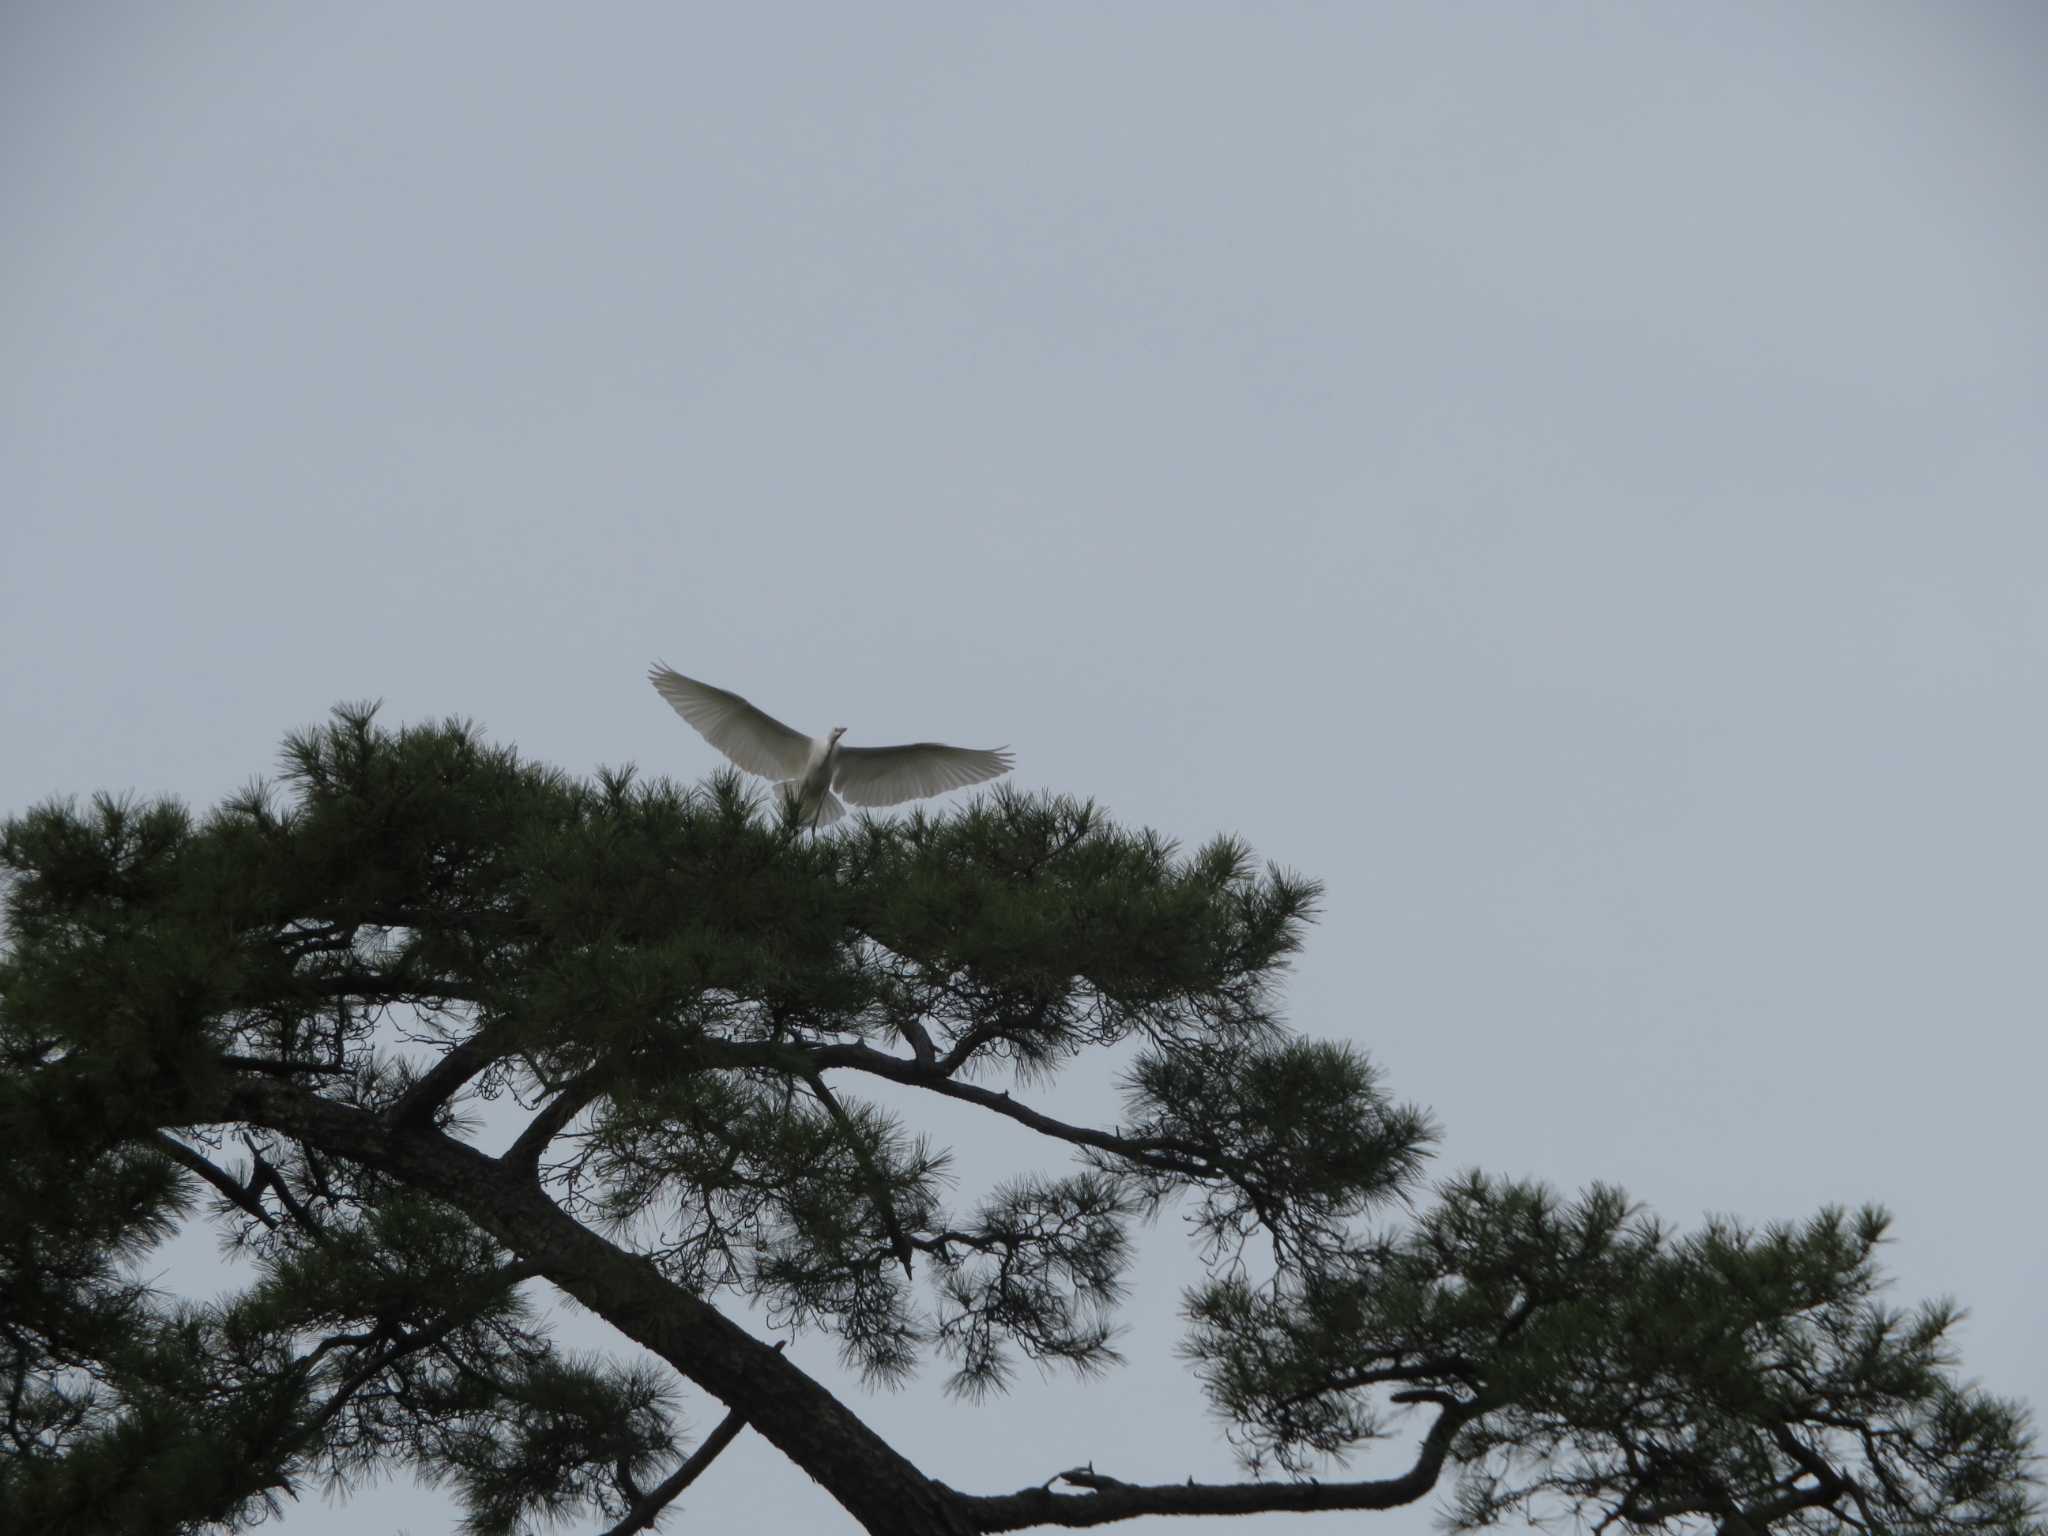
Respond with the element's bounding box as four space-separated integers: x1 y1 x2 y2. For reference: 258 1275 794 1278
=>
648 664 1014 827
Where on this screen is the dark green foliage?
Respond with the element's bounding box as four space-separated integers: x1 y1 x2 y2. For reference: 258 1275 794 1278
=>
408 1351 678 1536
1186 1177 2038 1533
0 706 2037 1535
1119 1039 1437 1266
929 1171 1138 1399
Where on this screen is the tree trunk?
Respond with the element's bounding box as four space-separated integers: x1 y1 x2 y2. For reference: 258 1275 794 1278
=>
219 1080 981 1535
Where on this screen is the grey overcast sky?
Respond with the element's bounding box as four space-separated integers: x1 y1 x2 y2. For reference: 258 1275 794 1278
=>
5 5 2045 1533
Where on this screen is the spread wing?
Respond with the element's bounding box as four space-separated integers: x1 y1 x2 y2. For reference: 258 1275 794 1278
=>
833 743 1014 808
648 664 812 780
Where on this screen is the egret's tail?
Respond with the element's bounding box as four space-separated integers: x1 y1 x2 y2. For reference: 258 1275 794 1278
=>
779 783 847 829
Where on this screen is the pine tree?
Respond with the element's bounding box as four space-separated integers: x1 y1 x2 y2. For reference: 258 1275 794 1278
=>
1 706 2037 1535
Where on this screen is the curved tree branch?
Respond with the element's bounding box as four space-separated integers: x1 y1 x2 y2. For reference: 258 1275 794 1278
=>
151 1132 278 1230
961 1399 1478 1530
388 1027 513 1128
505 1066 613 1172
698 1039 1214 1180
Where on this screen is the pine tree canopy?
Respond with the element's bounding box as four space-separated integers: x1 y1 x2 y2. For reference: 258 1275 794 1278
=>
1 707 2037 1536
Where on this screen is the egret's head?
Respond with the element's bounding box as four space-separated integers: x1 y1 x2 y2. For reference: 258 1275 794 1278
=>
831 726 848 742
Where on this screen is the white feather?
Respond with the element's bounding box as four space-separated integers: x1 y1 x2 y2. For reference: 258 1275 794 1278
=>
648 666 812 780
834 743 1015 807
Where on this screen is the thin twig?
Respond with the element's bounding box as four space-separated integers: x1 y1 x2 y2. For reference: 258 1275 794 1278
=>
805 1076 917 1281
597 1343 786 1536
220 1054 349 1077
151 1133 278 1229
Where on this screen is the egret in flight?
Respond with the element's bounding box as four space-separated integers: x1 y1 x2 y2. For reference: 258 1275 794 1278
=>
649 664 1014 827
